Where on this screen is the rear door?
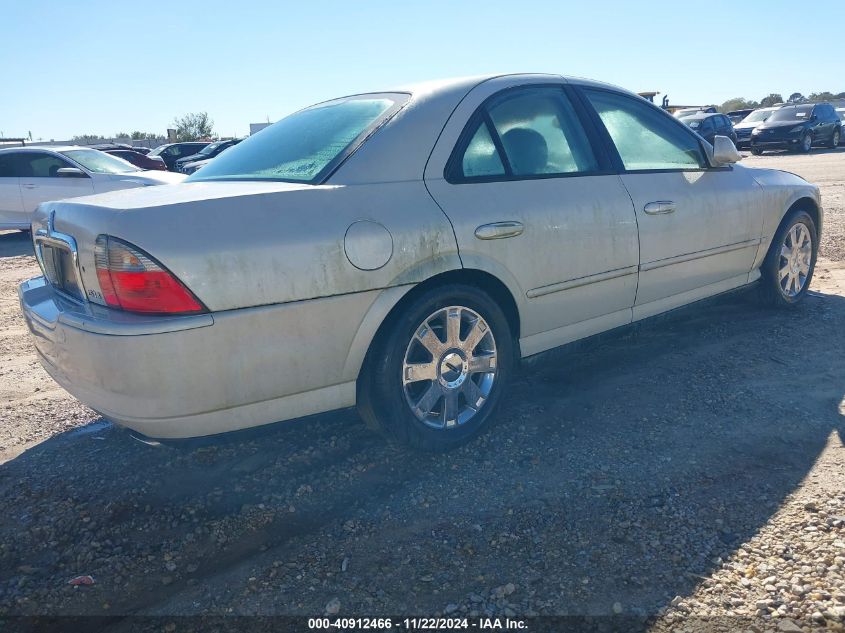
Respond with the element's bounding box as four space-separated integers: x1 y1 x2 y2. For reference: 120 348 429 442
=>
0 152 25 228
425 80 639 357
18 151 94 211
577 87 763 320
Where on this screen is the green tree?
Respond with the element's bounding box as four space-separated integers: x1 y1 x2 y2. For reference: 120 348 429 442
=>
71 133 106 144
787 92 805 103
114 131 131 139
760 93 784 107
719 97 759 113
808 91 837 102
172 112 214 141
130 131 159 140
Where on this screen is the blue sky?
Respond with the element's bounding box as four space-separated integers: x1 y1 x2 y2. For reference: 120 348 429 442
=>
0 0 841 140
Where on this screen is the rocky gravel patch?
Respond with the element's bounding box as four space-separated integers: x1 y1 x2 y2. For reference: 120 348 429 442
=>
0 151 844 631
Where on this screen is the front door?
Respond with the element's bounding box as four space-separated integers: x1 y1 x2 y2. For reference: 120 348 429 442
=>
579 87 763 320
18 151 94 212
425 83 639 357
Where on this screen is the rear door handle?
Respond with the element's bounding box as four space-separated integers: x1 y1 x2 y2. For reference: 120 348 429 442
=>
643 201 676 215
475 221 524 240
22 184 37 189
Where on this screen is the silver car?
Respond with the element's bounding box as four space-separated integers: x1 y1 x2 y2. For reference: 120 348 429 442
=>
19 73 821 450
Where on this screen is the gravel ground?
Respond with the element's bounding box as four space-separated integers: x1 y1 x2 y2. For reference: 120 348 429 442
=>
0 149 844 632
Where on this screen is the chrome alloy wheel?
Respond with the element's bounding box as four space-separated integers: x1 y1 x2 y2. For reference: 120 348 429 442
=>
779 222 812 297
402 306 497 430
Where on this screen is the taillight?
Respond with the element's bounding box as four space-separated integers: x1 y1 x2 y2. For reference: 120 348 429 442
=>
94 236 205 315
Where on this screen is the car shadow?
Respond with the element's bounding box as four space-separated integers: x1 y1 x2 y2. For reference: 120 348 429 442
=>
0 289 842 626
0 230 33 258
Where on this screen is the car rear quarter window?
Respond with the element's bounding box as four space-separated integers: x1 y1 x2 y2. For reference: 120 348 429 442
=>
461 120 506 178
584 89 707 171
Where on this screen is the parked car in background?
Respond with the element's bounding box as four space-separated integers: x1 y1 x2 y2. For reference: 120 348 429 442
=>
727 109 754 124
174 138 243 173
750 103 841 154
104 149 167 171
93 143 155 156
148 142 210 171
18 74 820 451
0 146 184 230
733 106 780 149
682 112 737 145
674 106 717 119
181 157 213 175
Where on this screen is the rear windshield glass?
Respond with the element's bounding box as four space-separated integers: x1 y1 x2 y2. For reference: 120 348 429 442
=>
188 93 408 184
769 106 813 122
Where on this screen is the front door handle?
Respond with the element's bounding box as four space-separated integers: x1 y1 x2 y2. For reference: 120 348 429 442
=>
475 221 524 240
643 201 676 215
21 183 37 189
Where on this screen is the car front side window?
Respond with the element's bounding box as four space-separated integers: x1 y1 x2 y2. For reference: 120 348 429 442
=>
583 89 707 171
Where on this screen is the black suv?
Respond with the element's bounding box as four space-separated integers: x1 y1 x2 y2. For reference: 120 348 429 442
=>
681 112 737 145
148 142 210 171
750 103 841 154
174 138 243 173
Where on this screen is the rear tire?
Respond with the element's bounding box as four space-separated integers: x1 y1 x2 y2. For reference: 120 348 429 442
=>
759 209 818 307
829 128 841 149
751 147 763 156
358 284 515 451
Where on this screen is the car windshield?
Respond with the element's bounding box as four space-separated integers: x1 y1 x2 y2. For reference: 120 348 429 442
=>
769 106 813 122
742 109 774 123
188 93 408 184
61 149 139 174
198 142 222 156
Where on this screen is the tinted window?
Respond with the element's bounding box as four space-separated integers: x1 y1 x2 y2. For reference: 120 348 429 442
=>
486 88 598 177
16 152 73 178
585 90 706 170
190 94 406 184
461 120 505 178
0 153 17 177
700 119 714 133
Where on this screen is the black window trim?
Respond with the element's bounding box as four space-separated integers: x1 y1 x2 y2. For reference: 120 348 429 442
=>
444 83 616 185
572 85 732 174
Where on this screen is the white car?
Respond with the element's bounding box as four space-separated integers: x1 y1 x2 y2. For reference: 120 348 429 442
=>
0 146 185 230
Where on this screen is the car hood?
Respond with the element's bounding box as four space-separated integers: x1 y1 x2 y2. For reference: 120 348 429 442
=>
106 171 187 186
176 153 208 164
756 120 808 130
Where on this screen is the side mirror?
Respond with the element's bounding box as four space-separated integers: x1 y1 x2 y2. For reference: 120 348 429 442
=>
710 135 742 166
56 167 87 178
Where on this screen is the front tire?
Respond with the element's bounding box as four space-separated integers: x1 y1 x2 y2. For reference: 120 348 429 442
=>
751 147 764 156
358 284 515 451
798 132 813 153
759 209 818 307
829 128 840 149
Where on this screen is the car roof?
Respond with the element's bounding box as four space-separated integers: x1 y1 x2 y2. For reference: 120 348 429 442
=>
683 112 722 121
0 145 88 153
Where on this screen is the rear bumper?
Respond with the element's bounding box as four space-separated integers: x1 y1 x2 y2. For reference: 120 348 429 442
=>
18 277 392 439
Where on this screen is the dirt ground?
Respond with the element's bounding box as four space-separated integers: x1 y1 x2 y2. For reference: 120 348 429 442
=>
0 149 844 631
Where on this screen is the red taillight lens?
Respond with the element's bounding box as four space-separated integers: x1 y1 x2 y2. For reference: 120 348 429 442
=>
94 236 205 314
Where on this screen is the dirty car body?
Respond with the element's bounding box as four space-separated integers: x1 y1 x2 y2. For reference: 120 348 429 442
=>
19 74 822 446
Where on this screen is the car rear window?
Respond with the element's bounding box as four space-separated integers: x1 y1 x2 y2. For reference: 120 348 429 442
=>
188 93 408 184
